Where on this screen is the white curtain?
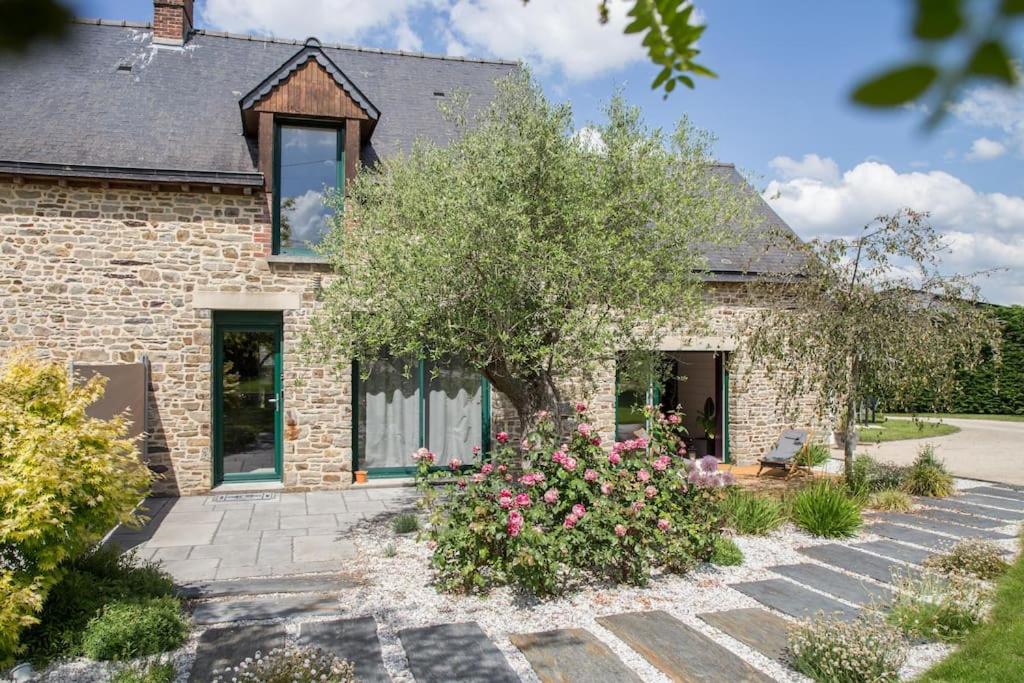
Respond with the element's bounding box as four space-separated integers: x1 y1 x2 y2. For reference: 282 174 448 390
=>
360 358 420 469
427 359 482 466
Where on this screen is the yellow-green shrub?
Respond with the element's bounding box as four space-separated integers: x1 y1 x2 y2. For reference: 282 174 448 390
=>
0 352 152 663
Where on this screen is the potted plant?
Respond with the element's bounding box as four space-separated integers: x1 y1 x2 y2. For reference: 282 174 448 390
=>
354 470 368 484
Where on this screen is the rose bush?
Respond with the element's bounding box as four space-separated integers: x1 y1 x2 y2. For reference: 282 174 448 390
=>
416 405 731 595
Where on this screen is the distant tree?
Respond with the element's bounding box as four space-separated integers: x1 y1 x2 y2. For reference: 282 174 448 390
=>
743 210 1000 479
306 71 756 433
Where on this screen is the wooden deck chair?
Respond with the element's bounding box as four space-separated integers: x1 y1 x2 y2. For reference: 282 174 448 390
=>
756 429 814 479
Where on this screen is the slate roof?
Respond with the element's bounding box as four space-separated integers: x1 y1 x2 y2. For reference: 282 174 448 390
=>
0 20 804 275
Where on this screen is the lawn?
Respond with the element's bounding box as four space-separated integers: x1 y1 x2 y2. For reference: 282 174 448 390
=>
891 412 1024 423
918 535 1024 682
857 418 959 443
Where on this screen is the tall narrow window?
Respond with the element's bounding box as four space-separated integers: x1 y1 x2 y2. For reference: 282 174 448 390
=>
274 123 343 254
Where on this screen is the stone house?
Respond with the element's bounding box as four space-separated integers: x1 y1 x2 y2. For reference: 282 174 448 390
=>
0 1 818 496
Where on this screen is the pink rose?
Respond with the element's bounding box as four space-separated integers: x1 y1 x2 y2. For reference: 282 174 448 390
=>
562 456 578 472
608 452 622 466
577 423 592 437
677 445 688 456
614 524 627 537
507 510 524 537
653 455 671 472
631 500 645 513
600 481 613 495
657 518 670 531
572 503 586 517
645 485 657 498
590 437 601 446
667 414 681 424
457 478 467 489
471 473 485 483
514 493 532 508
637 469 651 483
481 463 494 475
563 513 578 529
449 458 462 471
543 488 559 504
536 410 550 419
634 437 649 450
496 431 509 444
574 401 588 414
499 489 514 509
552 450 567 464
412 447 435 464
584 468 598 481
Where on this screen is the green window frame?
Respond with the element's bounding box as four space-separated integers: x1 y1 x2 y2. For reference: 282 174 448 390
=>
272 119 345 256
351 359 492 479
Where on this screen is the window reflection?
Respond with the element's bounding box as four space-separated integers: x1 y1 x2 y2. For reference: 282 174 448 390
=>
278 125 339 252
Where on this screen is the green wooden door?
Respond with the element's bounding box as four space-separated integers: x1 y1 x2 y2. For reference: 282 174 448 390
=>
212 311 283 484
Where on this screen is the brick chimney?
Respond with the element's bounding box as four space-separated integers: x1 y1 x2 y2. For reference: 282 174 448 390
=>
153 0 194 45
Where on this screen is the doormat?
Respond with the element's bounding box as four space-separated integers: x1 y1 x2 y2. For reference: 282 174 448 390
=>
213 492 280 503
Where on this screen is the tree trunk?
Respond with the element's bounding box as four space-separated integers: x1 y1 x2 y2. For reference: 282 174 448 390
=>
481 363 561 440
843 394 856 480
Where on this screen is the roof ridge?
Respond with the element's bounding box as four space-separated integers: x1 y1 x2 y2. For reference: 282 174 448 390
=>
71 16 519 66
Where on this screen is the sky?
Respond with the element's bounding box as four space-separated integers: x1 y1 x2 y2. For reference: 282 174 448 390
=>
69 0 1024 304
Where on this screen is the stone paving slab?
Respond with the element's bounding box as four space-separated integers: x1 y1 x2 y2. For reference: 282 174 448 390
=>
146 522 220 548
731 579 859 621
189 623 286 682
399 622 519 683
967 485 1024 502
698 608 791 665
918 497 1024 522
191 594 339 624
915 507 1007 529
960 493 1024 511
297 617 390 683
850 540 933 565
867 522 960 551
177 573 363 598
873 513 1014 540
799 545 919 584
770 563 893 606
510 628 642 683
596 610 774 682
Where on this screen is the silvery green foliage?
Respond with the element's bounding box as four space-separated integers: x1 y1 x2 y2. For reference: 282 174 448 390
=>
888 570 990 642
213 647 355 683
307 70 756 430
788 613 907 683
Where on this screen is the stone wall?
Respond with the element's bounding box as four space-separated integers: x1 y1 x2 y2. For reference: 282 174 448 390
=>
0 179 351 495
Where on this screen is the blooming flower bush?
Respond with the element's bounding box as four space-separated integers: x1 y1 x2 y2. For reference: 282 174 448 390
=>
788 613 907 683
213 646 356 683
416 405 732 595
922 539 1010 581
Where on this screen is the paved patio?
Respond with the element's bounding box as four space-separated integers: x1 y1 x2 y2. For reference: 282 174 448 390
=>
105 487 418 582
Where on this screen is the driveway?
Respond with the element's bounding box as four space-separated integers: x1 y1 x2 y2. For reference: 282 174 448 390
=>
856 417 1024 486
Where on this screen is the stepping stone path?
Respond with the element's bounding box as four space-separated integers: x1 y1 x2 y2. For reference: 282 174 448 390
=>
770 563 892 606
915 507 1006 529
177 573 362 599
190 623 286 682
191 594 339 625
399 622 520 683
597 610 774 682
510 628 642 683
960 493 1024 511
866 522 960 551
297 617 389 683
732 579 859 621
799 544 918 584
850 539 933 565
967 485 1024 502
917 497 1024 522
697 608 791 665
872 512 1014 540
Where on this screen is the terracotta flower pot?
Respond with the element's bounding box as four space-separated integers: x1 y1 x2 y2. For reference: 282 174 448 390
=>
354 470 368 484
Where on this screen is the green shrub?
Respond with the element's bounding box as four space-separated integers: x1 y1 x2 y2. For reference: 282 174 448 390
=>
391 513 420 534
20 546 176 663
213 646 356 682
710 537 743 566
902 445 955 497
923 539 1010 580
846 455 907 495
0 353 152 663
110 662 176 683
796 442 831 468
791 480 862 538
788 614 907 683
720 489 785 535
81 597 187 661
870 488 913 512
888 571 989 642
418 407 731 595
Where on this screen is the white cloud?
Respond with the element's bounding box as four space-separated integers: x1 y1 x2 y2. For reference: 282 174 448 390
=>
764 160 1024 304
572 126 606 153
949 81 1024 155
966 137 1007 161
768 153 840 184
199 0 658 81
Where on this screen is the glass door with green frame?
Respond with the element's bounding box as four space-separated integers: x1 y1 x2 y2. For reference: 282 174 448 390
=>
212 311 283 484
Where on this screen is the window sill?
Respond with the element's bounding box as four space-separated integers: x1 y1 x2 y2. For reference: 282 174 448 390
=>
266 253 331 266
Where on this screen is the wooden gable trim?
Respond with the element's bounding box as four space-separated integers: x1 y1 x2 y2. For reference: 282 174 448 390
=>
251 59 370 122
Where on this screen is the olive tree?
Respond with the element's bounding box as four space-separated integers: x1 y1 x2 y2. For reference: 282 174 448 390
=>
744 209 1000 478
307 71 755 433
